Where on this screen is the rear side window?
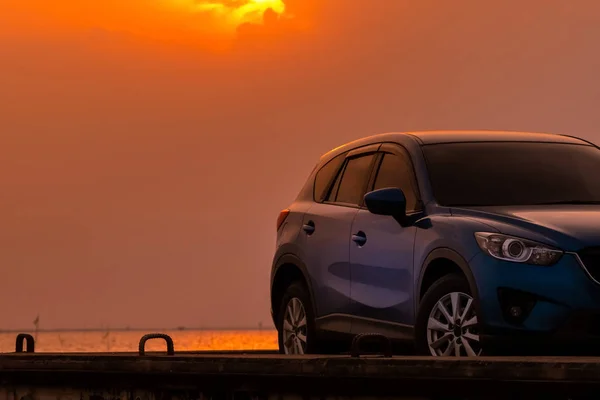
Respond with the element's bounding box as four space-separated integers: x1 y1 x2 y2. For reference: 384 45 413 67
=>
331 154 376 206
313 153 346 202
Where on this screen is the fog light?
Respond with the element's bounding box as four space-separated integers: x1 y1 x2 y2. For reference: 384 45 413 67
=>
509 306 522 318
497 288 537 325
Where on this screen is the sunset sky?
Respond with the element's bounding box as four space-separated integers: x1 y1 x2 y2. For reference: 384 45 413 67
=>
2 0 600 330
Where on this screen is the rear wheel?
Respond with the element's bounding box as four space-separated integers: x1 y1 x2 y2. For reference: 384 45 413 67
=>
415 274 482 357
277 282 318 354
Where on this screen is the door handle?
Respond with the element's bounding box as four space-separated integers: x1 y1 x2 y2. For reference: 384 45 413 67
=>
351 231 367 246
303 220 315 235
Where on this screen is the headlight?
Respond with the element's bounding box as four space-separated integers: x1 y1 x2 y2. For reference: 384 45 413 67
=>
474 232 563 266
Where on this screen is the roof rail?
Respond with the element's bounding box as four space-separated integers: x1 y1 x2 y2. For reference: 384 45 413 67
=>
556 133 599 148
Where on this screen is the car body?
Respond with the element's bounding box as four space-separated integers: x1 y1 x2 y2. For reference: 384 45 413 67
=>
270 130 600 356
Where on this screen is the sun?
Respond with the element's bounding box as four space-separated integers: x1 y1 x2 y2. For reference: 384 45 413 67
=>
2 0 298 52
168 0 287 29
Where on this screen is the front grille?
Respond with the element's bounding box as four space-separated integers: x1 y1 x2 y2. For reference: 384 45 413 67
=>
577 247 600 283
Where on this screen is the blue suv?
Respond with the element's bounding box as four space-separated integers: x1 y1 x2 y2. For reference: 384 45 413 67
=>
270 130 600 357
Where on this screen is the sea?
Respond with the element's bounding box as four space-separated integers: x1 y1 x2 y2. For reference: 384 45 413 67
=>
0 329 278 353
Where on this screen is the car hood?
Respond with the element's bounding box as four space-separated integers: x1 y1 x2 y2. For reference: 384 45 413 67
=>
450 205 600 251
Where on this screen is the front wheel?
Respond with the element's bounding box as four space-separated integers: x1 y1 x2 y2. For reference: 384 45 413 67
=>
415 274 482 357
276 282 318 354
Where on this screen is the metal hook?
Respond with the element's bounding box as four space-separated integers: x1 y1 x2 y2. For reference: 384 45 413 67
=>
350 333 392 358
15 333 35 353
138 333 175 356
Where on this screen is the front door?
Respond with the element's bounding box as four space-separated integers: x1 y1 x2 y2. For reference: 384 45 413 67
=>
349 145 422 340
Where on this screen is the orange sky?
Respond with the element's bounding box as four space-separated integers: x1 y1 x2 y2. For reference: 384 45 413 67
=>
2 0 600 330
2 0 310 51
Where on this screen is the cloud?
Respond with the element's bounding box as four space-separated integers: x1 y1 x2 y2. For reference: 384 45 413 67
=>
1 0 304 52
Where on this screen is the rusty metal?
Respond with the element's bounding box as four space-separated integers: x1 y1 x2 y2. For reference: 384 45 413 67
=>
350 333 393 357
1 353 600 399
138 333 175 356
0 387 430 400
14 333 35 353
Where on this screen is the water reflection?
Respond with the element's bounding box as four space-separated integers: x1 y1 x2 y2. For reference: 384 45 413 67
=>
0 329 278 353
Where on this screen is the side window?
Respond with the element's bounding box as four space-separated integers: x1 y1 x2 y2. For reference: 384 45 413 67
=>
330 153 376 206
373 152 420 212
313 153 346 202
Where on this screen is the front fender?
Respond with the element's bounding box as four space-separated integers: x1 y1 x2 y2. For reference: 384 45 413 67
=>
416 248 481 317
413 215 497 323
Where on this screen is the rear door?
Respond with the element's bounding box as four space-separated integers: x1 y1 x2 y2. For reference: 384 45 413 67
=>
301 144 380 334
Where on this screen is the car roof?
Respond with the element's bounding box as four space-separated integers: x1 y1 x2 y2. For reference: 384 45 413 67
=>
320 130 591 161
404 130 589 145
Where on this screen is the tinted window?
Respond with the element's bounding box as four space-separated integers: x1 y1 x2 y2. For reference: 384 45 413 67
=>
373 152 419 212
313 153 346 202
327 167 343 202
422 142 600 206
333 154 376 205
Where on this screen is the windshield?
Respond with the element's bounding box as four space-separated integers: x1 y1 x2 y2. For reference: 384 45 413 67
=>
422 142 600 207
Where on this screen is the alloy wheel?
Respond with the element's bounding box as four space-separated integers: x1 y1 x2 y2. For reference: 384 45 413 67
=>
426 291 481 357
282 297 308 354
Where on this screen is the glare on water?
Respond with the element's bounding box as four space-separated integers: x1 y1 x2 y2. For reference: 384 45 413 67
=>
0 330 278 353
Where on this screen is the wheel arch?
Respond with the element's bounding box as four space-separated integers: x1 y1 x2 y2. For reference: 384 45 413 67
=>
270 254 316 328
416 248 482 320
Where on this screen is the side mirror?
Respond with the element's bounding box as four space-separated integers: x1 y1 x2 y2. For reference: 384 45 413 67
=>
364 188 407 218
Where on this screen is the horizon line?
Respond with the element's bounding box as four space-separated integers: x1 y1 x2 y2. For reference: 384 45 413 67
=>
0 326 276 333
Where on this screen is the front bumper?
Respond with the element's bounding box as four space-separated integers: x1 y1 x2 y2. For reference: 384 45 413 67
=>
470 251 600 354
481 311 600 355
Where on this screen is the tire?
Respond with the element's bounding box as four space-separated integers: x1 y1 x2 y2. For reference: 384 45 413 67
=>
415 274 483 357
276 281 318 354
